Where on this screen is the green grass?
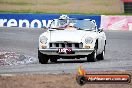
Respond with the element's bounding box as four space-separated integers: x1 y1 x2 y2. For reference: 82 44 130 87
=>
0 10 132 15
93 1 114 6
0 0 131 15
0 0 69 5
0 0 32 5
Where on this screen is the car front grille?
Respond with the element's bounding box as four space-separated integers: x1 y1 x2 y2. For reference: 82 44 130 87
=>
49 42 83 49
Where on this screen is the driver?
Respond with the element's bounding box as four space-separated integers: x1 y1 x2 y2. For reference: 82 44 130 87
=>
65 23 76 30
58 15 69 28
58 15 76 30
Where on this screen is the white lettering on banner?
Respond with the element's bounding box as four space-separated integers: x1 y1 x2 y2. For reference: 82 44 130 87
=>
19 19 30 28
0 19 7 27
31 19 41 28
42 20 52 28
0 19 52 28
7 19 17 27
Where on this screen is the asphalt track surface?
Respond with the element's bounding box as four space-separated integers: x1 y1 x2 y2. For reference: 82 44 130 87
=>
0 27 132 74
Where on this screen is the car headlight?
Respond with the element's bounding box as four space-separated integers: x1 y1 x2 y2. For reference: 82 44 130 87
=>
85 37 93 44
40 36 48 44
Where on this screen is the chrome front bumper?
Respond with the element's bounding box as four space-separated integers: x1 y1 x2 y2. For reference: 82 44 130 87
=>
39 49 94 56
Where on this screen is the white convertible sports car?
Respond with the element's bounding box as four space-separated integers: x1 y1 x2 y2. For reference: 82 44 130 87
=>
38 15 106 64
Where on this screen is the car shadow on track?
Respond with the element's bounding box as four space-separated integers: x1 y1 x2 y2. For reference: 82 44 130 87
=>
55 60 87 63
48 59 102 64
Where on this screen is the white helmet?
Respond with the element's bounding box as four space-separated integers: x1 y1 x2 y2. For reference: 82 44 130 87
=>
59 15 69 20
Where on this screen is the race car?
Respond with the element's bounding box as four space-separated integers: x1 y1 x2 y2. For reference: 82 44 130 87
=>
38 15 106 64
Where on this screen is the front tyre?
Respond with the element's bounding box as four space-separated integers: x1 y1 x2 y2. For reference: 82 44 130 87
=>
98 50 105 60
97 46 105 60
38 50 49 64
87 42 98 62
87 49 97 62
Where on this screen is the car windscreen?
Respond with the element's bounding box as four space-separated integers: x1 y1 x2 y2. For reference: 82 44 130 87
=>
74 20 96 30
49 19 96 30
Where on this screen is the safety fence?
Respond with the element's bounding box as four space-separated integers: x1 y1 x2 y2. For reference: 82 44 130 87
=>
122 0 132 13
0 14 132 31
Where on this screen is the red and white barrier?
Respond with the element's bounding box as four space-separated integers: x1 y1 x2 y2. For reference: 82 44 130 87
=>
101 15 132 31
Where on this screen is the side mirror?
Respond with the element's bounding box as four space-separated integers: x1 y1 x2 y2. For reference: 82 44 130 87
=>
98 28 103 32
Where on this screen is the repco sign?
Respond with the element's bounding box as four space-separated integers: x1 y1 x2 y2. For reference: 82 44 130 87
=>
0 14 101 28
0 19 52 28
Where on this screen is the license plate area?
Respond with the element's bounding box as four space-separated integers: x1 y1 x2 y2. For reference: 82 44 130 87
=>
57 48 73 54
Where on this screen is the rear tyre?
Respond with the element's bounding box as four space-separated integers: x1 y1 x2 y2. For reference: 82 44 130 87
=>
38 50 49 64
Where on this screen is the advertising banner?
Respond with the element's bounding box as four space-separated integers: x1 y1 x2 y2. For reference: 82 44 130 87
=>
0 14 101 28
101 15 132 31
